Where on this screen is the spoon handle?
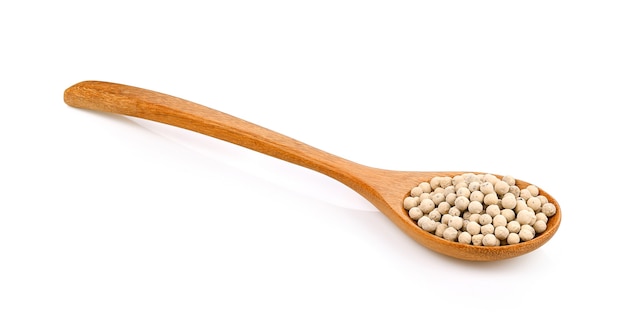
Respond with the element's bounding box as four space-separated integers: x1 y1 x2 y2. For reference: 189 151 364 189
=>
64 81 370 191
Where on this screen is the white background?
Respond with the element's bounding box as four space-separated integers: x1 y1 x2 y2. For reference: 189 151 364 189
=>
1 1 624 327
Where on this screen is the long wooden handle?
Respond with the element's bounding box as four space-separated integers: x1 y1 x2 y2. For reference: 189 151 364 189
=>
64 81 369 190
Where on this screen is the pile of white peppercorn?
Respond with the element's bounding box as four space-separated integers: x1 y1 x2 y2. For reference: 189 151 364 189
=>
403 173 557 246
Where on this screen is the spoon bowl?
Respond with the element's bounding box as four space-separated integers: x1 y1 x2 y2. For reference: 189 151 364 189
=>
63 81 561 261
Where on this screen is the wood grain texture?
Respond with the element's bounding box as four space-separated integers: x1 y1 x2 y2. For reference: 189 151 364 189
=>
64 81 561 261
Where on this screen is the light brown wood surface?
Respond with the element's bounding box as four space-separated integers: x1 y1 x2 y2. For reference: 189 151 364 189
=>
63 81 561 261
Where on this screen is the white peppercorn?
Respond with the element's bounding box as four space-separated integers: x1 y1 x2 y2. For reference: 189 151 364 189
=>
480 182 495 195
533 220 547 234
517 210 535 226
404 197 418 210
448 206 461 217
428 210 442 221
519 226 535 241
470 190 484 203
431 192 445 206
502 175 515 186
506 220 521 233
520 189 532 200
452 175 465 186
535 212 548 223
419 198 436 214
486 204 500 217
454 196 470 212
435 223 447 237
468 201 483 214
501 193 517 209
466 221 481 235
409 207 424 220
411 186 424 197
472 234 484 246
464 173 480 183
448 216 464 230
542 203 557 217
494 180 510 196
458 231 472 244
515 199 528 213
438 201 451 215
445 192 457 205
484 174 499 185
430 176 441 190
421 219 438 233
483 193 499 206
468 181 481 192
493 214 507 227
501 209 516 222
419 182 432 193
443 227 458 241
480 223 495 235
440 214 451 225
507 233 520 245
494 225 510 240
508 185 521 197
440 176 453 188
482 233 499 246
527 185 539 197
527 196 542 212
456 187 471 199
478 214 493 225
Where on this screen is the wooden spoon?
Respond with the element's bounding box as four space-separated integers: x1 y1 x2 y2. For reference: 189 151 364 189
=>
63 81 561 261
